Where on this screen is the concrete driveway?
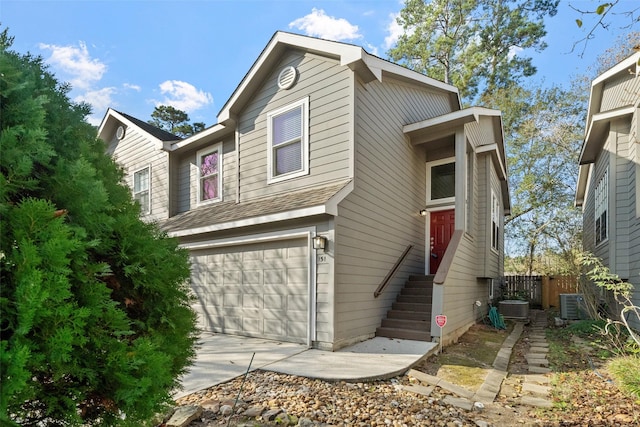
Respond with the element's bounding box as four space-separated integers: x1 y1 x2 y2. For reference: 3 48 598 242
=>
175 333 437 399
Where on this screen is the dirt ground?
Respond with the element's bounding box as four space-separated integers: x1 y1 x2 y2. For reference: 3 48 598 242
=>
413 315 640 426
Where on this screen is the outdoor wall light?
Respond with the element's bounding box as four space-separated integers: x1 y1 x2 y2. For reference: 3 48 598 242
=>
313 235 327 251
419 209 428 216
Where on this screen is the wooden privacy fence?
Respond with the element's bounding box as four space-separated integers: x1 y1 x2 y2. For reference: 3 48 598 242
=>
502 275 579 309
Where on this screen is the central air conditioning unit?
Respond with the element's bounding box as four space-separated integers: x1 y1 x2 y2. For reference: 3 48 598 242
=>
560 293 584 320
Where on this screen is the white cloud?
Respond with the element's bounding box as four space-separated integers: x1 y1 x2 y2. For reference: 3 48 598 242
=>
39 42 106 91
156 80 213 112
123 83 141 92
75 87 116 125
384 12 404 50
289 8 362 41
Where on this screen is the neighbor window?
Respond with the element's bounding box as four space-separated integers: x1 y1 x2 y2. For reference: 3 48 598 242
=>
133 166 150 214
267 97 309 183
491 190 500 251
595 168 608 245
197 144 222 204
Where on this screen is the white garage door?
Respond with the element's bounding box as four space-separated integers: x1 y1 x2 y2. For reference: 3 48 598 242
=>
189 238 309 344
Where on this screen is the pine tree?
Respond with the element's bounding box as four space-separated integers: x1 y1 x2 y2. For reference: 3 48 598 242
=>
0 28 198 426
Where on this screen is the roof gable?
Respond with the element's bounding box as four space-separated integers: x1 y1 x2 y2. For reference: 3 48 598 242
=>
217 31 460 126
97 108 181 150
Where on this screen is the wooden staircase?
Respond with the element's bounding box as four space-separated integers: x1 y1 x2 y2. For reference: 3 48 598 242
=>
375 275 433 341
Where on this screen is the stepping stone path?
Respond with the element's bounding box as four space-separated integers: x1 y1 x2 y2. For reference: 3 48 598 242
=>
519 310 553 408
405 311 555 410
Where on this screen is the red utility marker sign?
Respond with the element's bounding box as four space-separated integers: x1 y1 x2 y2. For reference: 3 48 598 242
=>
435 315 447 328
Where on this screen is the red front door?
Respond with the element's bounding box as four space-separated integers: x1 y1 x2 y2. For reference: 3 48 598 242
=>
430 209 455 274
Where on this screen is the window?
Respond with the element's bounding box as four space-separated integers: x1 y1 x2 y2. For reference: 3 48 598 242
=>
491 190 500 251
197 144 222 204
427 158 456 204
595 168 608 245
133 166 150 214
267 97 309 183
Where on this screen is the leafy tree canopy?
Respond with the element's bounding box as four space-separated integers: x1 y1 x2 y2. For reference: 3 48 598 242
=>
148 105 205 137
388 0 559 104
0 27 198 426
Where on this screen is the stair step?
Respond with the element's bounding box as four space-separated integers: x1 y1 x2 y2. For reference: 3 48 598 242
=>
386 310 430 321
376 327 431 341
392 302 431 312
409 275 434 282
397 295 432 304
404 281 434 289
381 318 431 331
401 287 432 296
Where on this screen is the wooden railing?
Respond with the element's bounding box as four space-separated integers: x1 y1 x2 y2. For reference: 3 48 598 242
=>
374 245 413 298
434 230 463 285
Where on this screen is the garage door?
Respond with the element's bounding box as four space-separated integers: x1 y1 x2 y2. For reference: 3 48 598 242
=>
189 238 309 344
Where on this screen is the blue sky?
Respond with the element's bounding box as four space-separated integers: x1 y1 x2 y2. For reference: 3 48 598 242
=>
2 0 637 126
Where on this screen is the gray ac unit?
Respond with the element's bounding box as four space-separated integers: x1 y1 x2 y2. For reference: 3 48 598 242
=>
560 294 584 320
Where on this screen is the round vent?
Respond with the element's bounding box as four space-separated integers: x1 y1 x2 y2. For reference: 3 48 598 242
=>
116 125 126 140
277 66 298 90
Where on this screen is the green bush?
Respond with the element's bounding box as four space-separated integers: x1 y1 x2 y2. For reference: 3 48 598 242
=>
0 29 198 425
608 356 640 399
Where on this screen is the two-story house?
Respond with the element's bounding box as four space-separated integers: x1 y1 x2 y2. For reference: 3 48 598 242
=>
99 31 510 350
576 51 640 331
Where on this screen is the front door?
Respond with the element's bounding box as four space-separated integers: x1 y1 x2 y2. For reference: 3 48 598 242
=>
430 209 455 274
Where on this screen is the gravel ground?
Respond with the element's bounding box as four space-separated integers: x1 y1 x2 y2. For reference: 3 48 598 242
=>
171 318 640 427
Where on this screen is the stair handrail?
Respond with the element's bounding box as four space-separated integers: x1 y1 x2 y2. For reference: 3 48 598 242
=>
434 229 463 285
374 244 413 298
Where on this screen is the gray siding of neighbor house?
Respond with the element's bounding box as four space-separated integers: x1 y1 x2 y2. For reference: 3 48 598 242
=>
332 76 452 347
236 50 352 202
105 126 169 222
175 137 236 214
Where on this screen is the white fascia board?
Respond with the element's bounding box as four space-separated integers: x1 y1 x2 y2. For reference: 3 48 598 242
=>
580 105 635 164
325 180 354 215
179 226 316 250
404 107 500 140
168 123 229 152
477 143 507 181
575 164 592 208
168 205 328 238
586 52 640 130
98 108 165 150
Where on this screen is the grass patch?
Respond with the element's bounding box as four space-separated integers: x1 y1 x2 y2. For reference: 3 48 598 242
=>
438 364 487 389
608 356 640 399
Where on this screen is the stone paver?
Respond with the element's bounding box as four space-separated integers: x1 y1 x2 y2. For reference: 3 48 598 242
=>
519 310 553 407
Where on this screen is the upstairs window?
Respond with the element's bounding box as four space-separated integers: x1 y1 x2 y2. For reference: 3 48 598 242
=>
197 144 222 204
595 168 608 245
267 97 309 183
491 190 500 251
133 166 150 214
427 158 455 204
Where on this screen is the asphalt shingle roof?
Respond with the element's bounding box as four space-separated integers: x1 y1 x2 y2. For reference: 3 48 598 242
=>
116 110 181 142
161 180 351 235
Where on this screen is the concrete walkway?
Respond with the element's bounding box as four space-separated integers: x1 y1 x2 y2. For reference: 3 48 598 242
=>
518 310 553 408
176 333 438 399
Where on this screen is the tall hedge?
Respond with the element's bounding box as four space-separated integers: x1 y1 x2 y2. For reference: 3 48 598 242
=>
0 29 198 426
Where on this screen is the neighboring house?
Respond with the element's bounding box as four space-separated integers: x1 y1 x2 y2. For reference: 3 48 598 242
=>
576 51 640 331
98 31 510 350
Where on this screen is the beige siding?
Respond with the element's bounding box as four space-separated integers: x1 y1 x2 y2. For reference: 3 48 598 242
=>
106 127 169 221
237 50 352 201
333 76 452 345
435 236 489 345
175 137 236 214
600 72 640 112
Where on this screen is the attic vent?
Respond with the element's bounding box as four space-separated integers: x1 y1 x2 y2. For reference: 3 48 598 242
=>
116 125 126 140
277 66 297 90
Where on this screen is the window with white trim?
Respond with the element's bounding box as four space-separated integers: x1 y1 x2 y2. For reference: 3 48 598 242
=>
595 168 608 245
197 144 222 204
267 97 309 183
466 144 474 234
133 166 150 214
426 157 455 204
491 190 500 251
